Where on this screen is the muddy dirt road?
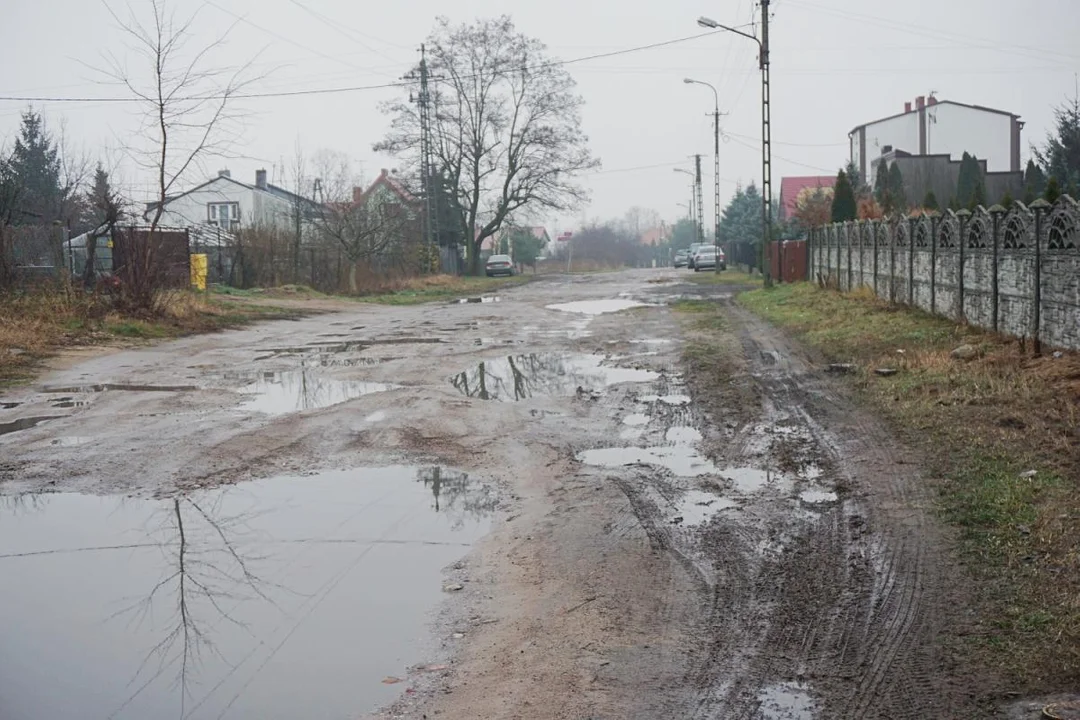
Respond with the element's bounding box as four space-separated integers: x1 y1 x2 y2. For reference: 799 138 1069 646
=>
0 269 983 719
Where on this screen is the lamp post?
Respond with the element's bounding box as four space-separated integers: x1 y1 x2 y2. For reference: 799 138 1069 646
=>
684 78 723 273
699 5 772 286
673 168 698 243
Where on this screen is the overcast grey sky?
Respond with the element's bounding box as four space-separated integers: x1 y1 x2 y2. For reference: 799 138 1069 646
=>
2 0 1078 233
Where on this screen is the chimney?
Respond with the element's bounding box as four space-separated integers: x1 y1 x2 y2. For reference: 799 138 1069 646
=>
255 169 267 189
380 168 389 177
904 102 912 113
882 145 893 155
915 95 925 110
218 169 231 178
353 186 364 204
928 95 938 105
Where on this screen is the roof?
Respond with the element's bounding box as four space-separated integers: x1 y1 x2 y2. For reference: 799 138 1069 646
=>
850 99 1021 135
354 169 420 207
779 176 836 218
145 174 319 213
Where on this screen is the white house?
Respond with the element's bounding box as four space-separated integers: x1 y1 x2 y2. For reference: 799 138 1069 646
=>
144 169 318 233
849 95 1024 189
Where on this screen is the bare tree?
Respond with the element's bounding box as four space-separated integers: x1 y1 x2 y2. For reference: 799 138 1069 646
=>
101 0 258 309
312 153 416 293
376 16 599 275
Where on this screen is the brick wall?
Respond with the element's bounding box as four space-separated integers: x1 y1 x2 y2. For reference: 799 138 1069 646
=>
808 197 1080 350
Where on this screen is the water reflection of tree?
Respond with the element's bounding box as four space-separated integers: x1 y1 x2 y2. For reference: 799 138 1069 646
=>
450 354 600 401
416 467 498 529
0 493 50 516
110 493 277 719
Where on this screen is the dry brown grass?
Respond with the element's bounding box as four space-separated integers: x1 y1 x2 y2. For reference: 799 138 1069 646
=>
740 281 1080 691
1 286 300 387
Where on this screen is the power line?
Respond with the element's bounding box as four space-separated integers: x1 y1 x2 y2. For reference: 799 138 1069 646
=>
726 133 836 174
284 0 407 71
0 28 734 104
724 130 846 147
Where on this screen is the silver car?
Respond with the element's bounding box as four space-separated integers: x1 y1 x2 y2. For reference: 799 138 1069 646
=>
693 246 717 271
485 254 516 277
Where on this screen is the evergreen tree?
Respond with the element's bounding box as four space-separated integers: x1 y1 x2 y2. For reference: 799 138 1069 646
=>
948 196 961 211
1000 190 1014 209
873 163 890 209
80 164 122 286
922 190 939 211
1045 176 1061 204
888 163 906 213
843 159 864 197
1033 93 1080 191
1024 158 1047 198
9 110 62 224
971 173 987 209
831 170 857 222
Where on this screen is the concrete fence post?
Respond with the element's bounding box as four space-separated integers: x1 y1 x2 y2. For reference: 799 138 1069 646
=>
847 222 853 291
873 220 879 297
930 214 939 315
956 209 970 322
989 204 1006 333
888 218 896 305
907 217 916 306
1030 199 1050 356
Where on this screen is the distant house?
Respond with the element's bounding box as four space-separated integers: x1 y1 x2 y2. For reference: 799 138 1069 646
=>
143 169 320 234
779 176 836 222
849 95 1024 190
638 224 671 246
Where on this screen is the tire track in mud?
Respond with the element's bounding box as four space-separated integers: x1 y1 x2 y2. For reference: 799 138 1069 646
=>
711 300 970 719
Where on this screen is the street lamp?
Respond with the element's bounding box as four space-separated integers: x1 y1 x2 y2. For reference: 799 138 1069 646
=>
698 8 773 286
684 78 723 273
673 168 698 243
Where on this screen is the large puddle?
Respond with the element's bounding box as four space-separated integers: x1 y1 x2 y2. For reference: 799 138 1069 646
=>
450 353 658 402
0 466 494 720
237 370 400 415
546 298 649 315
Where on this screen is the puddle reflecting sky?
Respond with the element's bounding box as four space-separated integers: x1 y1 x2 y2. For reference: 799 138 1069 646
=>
0 466 494 720
237 370 400 415
546 298 649 315
450 353 658 402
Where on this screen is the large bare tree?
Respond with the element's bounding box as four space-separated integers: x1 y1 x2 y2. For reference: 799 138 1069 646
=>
102 0 257 307
376 16 599 275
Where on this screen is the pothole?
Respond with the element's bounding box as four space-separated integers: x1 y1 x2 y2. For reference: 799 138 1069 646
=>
578 446 717 477
0 465 494 719
546 299 650 315
450 353 659 402
41 383 197 394
236 370 400 415
0 416 63 437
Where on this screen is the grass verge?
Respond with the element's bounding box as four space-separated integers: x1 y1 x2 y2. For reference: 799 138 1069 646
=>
684 268 764 287
1 289 302 387
738 281 1080 690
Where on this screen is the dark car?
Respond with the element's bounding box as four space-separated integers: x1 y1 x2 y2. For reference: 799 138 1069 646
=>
485 254 516 277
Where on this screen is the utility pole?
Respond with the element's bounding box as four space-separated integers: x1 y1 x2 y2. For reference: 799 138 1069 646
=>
760 0 773 286
407 45 440 271
713 106 721 272
694 154 705 246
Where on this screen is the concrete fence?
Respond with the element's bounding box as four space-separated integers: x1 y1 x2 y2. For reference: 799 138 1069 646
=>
808 196 1080 351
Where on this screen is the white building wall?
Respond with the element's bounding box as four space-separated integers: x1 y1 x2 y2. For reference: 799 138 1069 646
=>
863 113 920 188
925 103 1012 172
153 177 293 230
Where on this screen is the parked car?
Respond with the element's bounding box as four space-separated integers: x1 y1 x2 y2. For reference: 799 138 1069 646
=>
693 246 719 271
485 254 516 277
686 243 708 269
674 249 690 267
691 244 726 271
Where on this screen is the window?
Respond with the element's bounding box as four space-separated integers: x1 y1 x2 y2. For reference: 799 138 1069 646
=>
208 202 240 230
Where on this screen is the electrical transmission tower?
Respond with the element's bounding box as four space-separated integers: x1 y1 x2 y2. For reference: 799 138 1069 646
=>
407 45 440 268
